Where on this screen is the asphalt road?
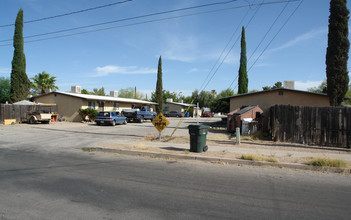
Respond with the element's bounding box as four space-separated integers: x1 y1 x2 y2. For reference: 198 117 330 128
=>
0 121 351 219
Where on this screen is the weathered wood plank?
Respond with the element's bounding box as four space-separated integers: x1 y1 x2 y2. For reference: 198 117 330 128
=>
269 105 351 148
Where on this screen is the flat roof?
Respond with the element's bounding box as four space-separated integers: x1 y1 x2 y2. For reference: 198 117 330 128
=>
32 91 158 105
164 101 196 107
221 88 329 101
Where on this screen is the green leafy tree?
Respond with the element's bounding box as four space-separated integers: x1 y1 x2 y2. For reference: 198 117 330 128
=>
182 95 193 104
262 86 271 91
272 81 282 89
0 77 11 103
307 81 327 94
326 0 350 106
81 89 90 94
190 89 199 105
10 8 30 102
91 87 106 96
164 91 179 102
119 87 144 99
262 81 283 91
119 87 134 98
210 88 235 113
198 90 216 108
238 26 248 94
155 56 163 114
150 90 179 103
188 89 215 108
31 71 58 94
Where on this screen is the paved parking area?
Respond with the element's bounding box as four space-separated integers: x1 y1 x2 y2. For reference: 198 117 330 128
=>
0 117 220 150
1 117 351 173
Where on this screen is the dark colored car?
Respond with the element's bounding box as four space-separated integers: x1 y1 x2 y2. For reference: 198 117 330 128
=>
164 111 183 117
202 112 214 117
95 111 127 126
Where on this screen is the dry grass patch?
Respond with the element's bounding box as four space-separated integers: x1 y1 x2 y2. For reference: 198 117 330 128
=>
82 147 95 152
305 157 349 168
241 153 279 163
131 144 153 151
142 134 188 143
240 131 267 141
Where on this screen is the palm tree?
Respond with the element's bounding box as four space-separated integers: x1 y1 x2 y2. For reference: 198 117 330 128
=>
31 71 59 94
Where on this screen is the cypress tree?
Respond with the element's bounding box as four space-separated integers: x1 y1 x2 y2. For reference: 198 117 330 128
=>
10 9 30 103
238 26 248 94
326 0 350 106
155 56 163 114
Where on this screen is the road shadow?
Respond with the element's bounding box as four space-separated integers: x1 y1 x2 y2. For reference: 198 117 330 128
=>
161 147 187 152
31 127 144 138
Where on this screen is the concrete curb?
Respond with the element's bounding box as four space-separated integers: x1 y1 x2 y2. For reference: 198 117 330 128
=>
85 147 351 175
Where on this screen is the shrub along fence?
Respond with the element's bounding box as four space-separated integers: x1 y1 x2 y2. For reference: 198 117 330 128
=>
0 104 57 124
270 105 351 148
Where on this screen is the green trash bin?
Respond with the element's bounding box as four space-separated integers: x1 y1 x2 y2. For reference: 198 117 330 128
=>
188 125 209 152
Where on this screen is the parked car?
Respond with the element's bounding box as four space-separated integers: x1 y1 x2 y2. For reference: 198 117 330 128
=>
122 106 156 123
202 112 214 117
164 111 183 117
95 111 127 126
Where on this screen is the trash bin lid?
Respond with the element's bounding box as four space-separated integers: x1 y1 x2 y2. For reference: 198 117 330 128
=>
188 125 210 130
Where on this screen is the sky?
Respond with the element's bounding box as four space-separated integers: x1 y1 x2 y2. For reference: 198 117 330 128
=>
1 0 351 99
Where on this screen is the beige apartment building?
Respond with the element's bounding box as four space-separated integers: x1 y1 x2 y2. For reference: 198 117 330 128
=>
32 88 157 122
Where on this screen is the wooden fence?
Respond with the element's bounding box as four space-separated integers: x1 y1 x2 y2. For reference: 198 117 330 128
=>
270 105 351 148
0 104 57 124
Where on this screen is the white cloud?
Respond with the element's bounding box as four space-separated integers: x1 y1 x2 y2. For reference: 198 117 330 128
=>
163 51 195 62
294 80 323 91
271 28 327 52
160 33 241 65
204 51 239 65
95 65 157 76
188 68 198 73
161 34 198 62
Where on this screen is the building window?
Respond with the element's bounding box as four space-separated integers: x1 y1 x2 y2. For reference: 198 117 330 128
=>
278 91 284 96
88 101 95 109
163 106 169 111
98 102 104 111
114 102 119 110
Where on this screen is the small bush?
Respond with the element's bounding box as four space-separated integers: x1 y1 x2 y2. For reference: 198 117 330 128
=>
241 153 279 163
78 108 99 121
305 158 348 168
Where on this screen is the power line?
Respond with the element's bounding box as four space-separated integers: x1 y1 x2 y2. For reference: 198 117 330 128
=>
0 0 239 42
247 0 304 72
198 7 251 92
227 0 289 89
0 0 299 45
247 1 290 63
0 5 253 47
0 0 133 28
200 0 266 92
227 0 303 91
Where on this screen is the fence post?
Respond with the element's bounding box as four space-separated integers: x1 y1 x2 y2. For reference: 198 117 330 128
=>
236 127 240 145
